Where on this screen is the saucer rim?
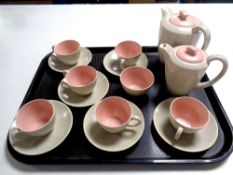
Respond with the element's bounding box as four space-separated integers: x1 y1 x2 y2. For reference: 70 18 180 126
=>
103 50 148 76
48 47 92 73
58 71 109 107
8 100 73 156
153 98 219 153
83 100 145 152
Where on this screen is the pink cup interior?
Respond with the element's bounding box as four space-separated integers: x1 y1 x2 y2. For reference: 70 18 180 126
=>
170 97 209 128
96 97 131 128
66 66 96 87
54 40 80 55
16 99 54 132
115 40 142 58
120 67 154 90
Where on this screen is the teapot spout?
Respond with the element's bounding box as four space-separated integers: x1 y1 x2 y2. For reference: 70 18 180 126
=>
161 8 172 17
159 43 173 63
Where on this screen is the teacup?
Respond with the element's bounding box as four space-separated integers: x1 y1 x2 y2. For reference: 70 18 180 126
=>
62 65 97 96
169 96 210 140
95 96 141 133
120 66 154 96
115 40 142 69
10 99 55 141
53 40 81 65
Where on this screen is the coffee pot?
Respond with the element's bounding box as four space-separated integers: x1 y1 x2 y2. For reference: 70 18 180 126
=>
159 43 228 95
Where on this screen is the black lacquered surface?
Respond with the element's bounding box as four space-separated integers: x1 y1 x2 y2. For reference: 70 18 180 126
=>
7 47 233 164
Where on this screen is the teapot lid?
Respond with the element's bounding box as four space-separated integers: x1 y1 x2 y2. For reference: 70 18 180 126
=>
176 46 205 63
169 10 197 27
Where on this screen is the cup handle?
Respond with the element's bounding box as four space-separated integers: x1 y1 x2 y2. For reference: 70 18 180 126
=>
62 70 68 77
192 25 211 51
9 122 26 144
61 79 69 88
127 115 141 127
196 55 228 89
120 58 126 70
51 45 58 57
174 126 183 140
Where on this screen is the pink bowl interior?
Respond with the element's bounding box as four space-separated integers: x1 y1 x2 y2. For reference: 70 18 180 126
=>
54 40 80 55
96 97 131 128
115 40 142 58
120 67 154 90
66 66 96 87
170 97 209 128
16 100 53 132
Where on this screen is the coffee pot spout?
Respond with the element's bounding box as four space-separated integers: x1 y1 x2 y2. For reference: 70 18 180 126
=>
159 43 173 62
161 8 172 17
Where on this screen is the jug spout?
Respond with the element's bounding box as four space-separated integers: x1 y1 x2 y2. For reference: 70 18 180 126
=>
161 8 172 17
159 43 173 63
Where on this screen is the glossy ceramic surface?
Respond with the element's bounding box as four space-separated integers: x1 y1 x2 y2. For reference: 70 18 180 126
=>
153 98 218 153
9 100 73 156
83 100 145 152
58 71 109 107
103 50 148 76
48 47 92 73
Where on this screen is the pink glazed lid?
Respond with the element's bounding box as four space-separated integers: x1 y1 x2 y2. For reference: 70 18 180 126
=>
169 10 198 27
176 45 205 63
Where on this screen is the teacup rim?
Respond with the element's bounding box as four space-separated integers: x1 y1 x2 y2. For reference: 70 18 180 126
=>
64 65 97 88
169 96 210 130
115 40 142 59
53 39 80 56
95 96 132 128
15 99 55 133
120 66 155 91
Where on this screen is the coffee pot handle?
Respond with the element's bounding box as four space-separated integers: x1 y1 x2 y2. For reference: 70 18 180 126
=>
196 55 228 89
192 25 211 51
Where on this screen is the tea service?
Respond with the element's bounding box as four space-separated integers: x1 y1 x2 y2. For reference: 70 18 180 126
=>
103 40 148 76
48 40 92 73
9 8 229 156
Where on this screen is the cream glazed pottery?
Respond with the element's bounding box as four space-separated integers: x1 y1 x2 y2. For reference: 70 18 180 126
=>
159 8 211 63
159 43 228 96
153 98 218 153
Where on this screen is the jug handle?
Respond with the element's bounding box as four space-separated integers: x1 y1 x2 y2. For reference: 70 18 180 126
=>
196 55 228 89
192 25 211 51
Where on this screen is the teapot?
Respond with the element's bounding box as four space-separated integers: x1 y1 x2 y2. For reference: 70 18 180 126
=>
159 43 228 95
159 8 211 62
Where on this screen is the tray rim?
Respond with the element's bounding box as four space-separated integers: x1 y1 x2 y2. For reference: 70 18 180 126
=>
7 46 233 165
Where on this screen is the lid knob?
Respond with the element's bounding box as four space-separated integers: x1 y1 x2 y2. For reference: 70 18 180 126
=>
186 47 197 56
178 10 189 21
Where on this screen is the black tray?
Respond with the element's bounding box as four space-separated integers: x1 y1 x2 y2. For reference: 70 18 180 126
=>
7 47 233 164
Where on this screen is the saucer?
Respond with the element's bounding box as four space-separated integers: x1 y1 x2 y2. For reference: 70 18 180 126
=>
58 71 109 107
103 50 148 76
48 47 92 73
153 98 218 153
8 100 73 156
83 100 145 152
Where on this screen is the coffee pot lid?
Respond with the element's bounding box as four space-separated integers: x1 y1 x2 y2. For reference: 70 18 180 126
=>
169 10 197 27
176 46 205 63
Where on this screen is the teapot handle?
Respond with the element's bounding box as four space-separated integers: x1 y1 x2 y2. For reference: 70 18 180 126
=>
192 25 211 51
196 55 228 89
